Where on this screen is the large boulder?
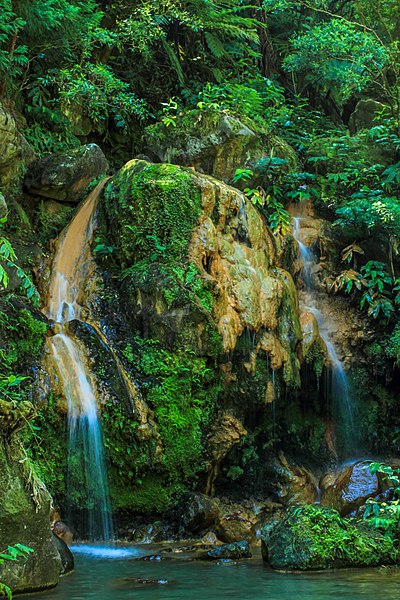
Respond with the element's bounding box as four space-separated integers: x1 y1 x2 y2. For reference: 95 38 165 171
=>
0 438 62 594
349 99 390 134
261 505 397 570
94 160 303 509
0 104 33 196
145 110 297 183
24 144 108 202
320 460 380 516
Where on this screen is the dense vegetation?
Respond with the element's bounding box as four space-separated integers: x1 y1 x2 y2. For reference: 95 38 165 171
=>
1 0 400 522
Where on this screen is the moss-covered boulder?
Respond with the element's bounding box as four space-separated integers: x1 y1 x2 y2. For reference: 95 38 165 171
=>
0 103 33 197
96 159 303 511
261 505 397 570
145 110 297 184
24 144 108 202
0 438 62 595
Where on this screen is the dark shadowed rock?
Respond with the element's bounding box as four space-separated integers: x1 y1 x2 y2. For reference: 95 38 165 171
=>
180 492 220 534
349 99 389 134
52 533 74 575
216 512 254 544
24 144 108 202
0 103 34 196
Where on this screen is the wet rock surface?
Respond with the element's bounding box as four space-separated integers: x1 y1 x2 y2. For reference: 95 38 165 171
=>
264 452 319 506
200 540 252 560
320 460 380 516
52 533 74 575
24 144 108 202
179 492 220 535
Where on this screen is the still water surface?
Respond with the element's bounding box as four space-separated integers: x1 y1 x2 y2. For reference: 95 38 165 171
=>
30 544 400 600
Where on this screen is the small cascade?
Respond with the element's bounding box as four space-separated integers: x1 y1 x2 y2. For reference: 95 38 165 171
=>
292 215 356 455
44 179 113 540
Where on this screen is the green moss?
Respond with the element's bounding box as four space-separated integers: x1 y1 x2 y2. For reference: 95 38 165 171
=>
266 505 397 570
113 475 185 513
36 200 75 245
0 300 47 404
105 160 201 266
21 393 67 504
107 335 221 512
304 339 326 378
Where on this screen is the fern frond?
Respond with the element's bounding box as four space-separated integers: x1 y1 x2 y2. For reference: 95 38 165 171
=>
162 39 185 85
205 32 228 59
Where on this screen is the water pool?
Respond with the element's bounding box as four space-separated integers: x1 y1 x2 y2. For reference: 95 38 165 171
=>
29 545 400 600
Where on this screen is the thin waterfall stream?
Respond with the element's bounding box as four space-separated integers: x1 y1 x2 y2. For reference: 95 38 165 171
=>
292 215 356 455
44 178 113 541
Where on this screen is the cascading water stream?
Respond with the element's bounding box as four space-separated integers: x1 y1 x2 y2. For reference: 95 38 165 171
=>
44 179 113 541
292 215 356 454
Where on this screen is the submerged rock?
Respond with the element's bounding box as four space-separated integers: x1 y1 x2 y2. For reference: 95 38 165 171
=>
200 540 252 560
320 460 379 516
24 144 108 202
113 577 169 588
261 505 397 570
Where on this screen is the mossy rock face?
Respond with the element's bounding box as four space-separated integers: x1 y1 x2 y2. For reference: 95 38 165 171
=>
145 110 297 184
97 159 305 511
261 505 397 570
0 103 34 197
0 438 61 594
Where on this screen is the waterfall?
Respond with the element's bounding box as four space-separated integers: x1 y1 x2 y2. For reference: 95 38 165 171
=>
292 215 356 455
44 179 113 541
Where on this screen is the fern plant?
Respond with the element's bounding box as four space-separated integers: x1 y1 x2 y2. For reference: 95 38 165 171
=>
0 544 34 600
